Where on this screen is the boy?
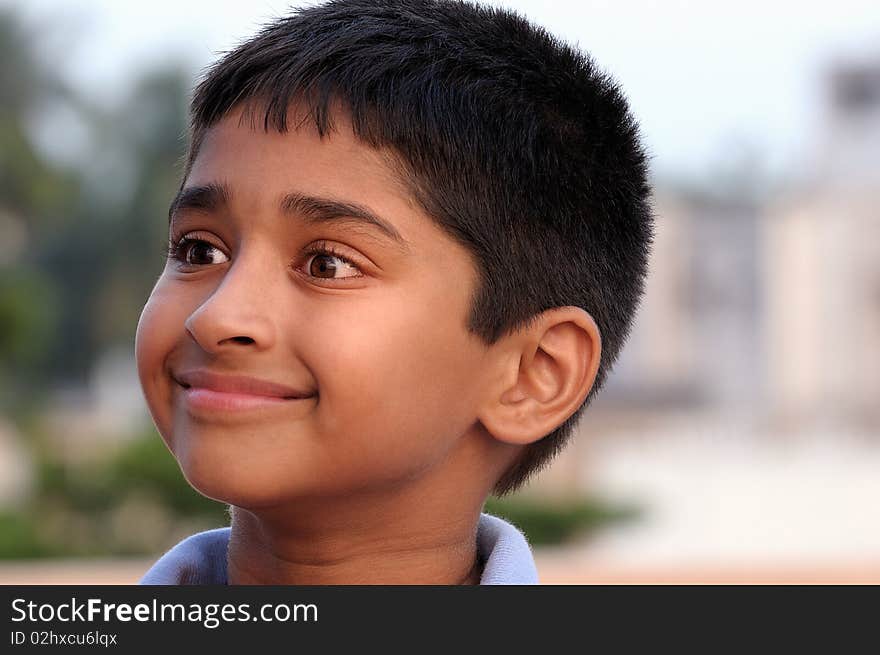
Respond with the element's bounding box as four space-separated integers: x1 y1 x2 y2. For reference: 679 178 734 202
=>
135 0 652 584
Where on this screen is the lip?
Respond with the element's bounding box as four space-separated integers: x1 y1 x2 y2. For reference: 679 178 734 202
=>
173 369 315 413
174 369 313 399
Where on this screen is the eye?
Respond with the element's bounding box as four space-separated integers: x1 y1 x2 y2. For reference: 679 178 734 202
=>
167 236 230 267
302 244 363 280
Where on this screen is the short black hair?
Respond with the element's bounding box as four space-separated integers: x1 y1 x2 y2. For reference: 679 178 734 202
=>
181 0 653 495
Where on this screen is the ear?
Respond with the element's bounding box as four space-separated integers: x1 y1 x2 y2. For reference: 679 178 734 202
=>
477 307 601 446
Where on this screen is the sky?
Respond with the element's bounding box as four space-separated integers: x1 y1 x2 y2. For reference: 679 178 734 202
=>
8 0 880 181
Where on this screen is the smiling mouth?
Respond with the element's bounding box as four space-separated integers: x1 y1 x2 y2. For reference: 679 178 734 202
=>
178 381 307 400
176 382 317 413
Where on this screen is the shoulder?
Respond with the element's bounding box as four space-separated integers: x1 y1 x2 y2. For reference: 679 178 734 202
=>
139 527 231 585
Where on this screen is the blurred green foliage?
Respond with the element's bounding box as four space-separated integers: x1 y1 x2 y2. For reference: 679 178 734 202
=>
0 269 58 369
485 496 638 546
0 424 228 559
0 7 189 419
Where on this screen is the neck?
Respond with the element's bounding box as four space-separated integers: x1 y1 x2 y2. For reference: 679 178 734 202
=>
226 490 486 585
224 427 520 585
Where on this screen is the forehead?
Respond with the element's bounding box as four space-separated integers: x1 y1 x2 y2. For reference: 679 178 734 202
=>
181 104 430 240
192 103 412 204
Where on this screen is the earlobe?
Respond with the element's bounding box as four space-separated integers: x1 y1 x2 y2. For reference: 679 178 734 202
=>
478 307 601 446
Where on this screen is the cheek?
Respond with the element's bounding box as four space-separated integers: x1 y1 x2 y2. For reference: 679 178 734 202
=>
135 278 189 440
306 295 481 459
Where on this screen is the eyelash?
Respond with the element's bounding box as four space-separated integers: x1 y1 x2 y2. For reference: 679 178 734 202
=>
164 236 364 280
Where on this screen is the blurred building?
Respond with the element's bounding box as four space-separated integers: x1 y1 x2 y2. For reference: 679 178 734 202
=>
763 59 880 429
593 57 880 431
537 59 880 509
523 59 880 570
606 189 762 415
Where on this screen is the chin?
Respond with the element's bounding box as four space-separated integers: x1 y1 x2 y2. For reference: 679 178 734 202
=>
174 448 357 511
173 448 284 509
181 469 291 510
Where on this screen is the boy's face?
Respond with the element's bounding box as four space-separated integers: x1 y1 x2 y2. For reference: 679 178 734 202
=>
135 104 501 508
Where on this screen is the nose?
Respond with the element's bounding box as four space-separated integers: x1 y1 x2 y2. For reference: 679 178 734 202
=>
183 254 278 353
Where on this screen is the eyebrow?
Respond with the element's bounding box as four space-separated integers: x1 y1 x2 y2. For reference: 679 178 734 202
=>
168 181 410 251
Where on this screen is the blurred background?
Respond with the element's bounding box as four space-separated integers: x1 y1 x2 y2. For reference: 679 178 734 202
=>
1 0 878 583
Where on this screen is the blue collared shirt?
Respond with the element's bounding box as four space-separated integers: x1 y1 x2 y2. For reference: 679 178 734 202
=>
140 512 538 585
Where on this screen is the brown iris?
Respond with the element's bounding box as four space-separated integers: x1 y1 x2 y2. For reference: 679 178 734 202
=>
309 254 338 278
